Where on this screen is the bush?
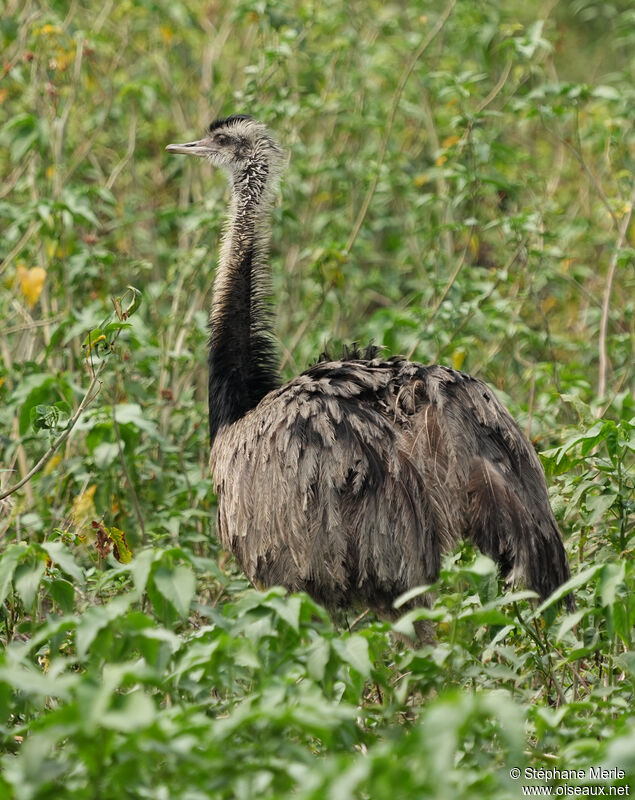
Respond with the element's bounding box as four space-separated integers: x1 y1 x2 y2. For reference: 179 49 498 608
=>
1 1 633 797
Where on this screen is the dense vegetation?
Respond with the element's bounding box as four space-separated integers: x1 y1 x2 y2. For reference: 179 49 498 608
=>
0 0 633 797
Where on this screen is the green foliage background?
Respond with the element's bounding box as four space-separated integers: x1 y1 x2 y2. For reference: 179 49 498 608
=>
0 0 633 797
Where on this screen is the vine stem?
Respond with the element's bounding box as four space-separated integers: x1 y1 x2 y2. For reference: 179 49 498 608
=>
0 363 105 502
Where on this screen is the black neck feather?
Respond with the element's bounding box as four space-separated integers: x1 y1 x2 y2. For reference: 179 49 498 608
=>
207 180 280 444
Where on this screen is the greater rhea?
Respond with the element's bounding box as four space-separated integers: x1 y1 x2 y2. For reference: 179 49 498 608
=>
166 115 572 623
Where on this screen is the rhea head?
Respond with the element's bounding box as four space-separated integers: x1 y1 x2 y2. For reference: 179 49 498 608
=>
166 114 284 191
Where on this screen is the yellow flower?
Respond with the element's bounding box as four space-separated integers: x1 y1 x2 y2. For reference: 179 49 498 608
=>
452 348 467 370
72 485 97 530
17 265 47 307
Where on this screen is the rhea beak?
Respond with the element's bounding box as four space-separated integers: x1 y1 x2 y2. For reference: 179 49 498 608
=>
165 139 210 157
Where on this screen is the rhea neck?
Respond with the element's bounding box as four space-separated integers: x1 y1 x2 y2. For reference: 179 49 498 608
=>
207 161 281 445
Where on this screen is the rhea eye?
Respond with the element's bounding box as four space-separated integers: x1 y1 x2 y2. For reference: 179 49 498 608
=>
215 134 231 146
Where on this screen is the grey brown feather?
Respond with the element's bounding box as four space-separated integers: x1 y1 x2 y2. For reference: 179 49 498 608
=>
166 116 574 621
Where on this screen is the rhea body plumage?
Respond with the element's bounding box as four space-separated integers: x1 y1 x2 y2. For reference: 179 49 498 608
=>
166 115 572 618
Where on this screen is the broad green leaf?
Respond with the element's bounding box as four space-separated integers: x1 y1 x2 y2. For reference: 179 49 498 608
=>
462 554 498 577
615 652 635 681
13 559 46 608
332 635 371 678
100 691 156 732
92 441 119 468
30 402 70 433
586 492 617 524
130 548 156 599
267 595 301 632
534 705 569 730
612 602 632 648
40 541 84 584
76 595 133 658
598 562 626 608
172 639 221 681
0 665 76 700
534 564 604 616
103 322 132 335
113 403 159 436
394 583 434 609
306 637 330 682
0 544 27 605
457 608 515 626
17 376 70 435
152 565 195 618
393 605 447 639
48 579 75 614
555 609 586 641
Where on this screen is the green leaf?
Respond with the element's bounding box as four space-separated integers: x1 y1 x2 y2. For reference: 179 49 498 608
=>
585 492 617 525
40 541 84 584
100 691 156 732
13 559 47 608
152 565 195 618
130 548 156 599
533 564 604 616
102 321 132 336
30 402 71 433
306 637 330 682
392 605 447 639
394 583 434 609
122 285 142 318
113 403 159 437
0 665 75 700
92 441 119 468
332 635 371 678
463 554 498 577
18 376 70 435
267 595 301 632
598 562 625 608
4 113 41 162
75 595 133 658
0 544 27 605
48 578 75 614
457 608 515 626
612 602 632 648
592 85 620 99
534 705 569 731
82 328 106 354
555 609 586 641
615 652 635 682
